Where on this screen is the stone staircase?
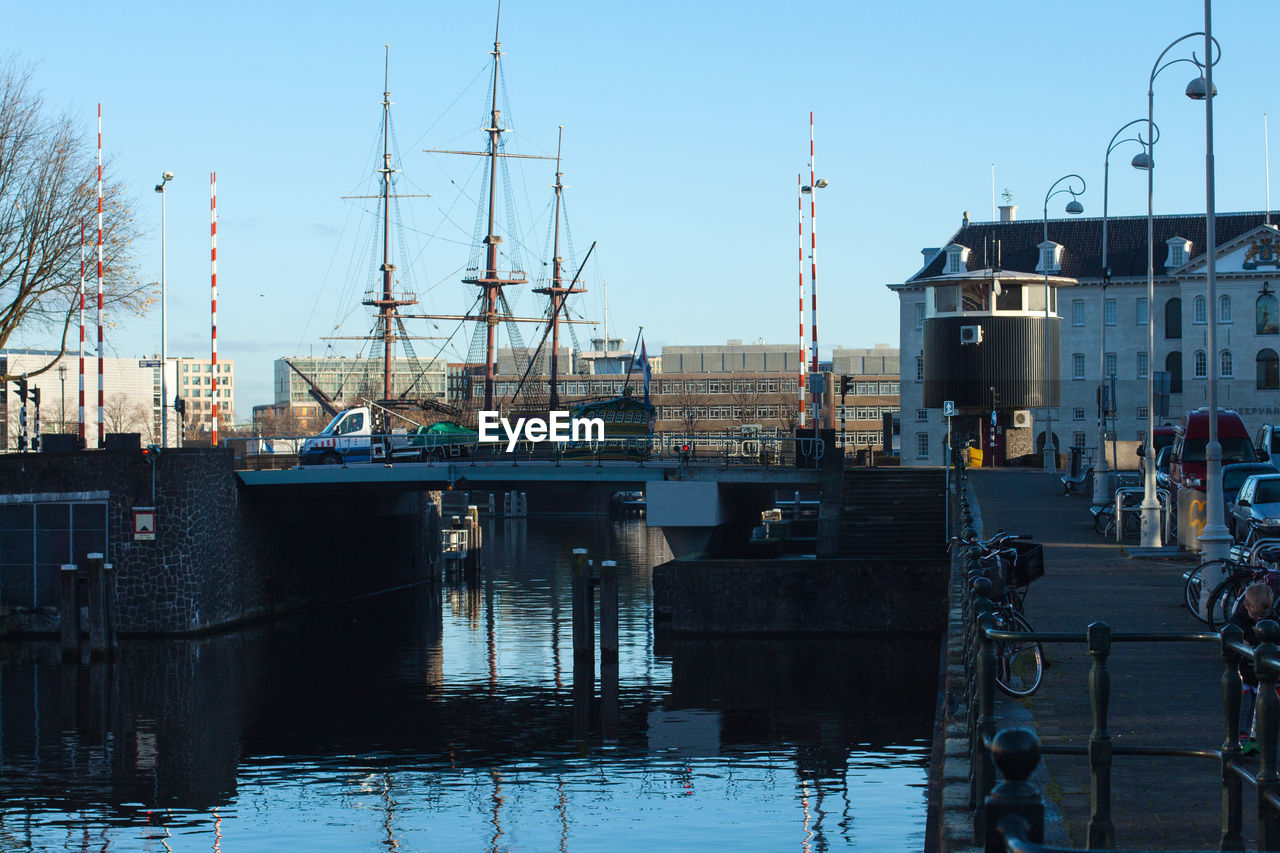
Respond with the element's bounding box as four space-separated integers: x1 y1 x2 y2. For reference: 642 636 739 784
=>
839 468 947 561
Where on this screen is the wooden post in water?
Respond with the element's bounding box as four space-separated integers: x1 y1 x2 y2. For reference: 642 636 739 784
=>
599 560 618 661
86 553 108 658
59 564 79 659
103 561 118 655
572 549 593 661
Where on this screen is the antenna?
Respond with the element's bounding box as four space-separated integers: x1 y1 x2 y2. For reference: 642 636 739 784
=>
1267 113 1273 227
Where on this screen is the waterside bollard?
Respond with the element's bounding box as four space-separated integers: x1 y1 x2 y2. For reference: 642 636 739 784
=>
572 549 593 661
1086 621 1115 848
59 564 78 659
86 553 108 659
984 728 1045 853
599 560 618 661
1220 622 1245 850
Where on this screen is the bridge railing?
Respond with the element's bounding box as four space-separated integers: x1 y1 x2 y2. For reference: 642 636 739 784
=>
953 466 1280 852
226 431 827 469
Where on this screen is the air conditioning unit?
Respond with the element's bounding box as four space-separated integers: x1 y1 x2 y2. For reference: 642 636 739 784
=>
959 325 983 345
1012 410 1032 429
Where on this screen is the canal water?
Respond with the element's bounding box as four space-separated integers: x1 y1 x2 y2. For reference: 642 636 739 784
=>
0 517 938 851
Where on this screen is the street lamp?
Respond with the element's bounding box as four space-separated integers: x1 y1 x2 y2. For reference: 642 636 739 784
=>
57 363 66 433
1136 29 1220 552
1095 119 1159 507
154 171 173 448
1042 174 1086 472
801 175 829 426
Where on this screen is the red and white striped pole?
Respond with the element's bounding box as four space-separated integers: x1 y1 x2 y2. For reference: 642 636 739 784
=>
95 104 105 449
797 173 806 428
808 111 819 377
78 218 85 445
210 172 218 447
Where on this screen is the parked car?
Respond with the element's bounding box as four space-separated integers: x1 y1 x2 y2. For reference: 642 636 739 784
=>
1256 423 1280 467
1155 445 1173 492
1138 424 1179 479
1223 462 1280 524
1169 408 1258 494
1230 473 1280 541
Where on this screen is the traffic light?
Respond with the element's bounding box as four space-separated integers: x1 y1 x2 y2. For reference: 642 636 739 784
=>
29 386 39 408
14 378 27 403
141 444 161 465
839 375 851 396
174 395 186 416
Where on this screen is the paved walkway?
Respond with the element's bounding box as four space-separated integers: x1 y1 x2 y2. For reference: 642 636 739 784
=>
969 469 1244 851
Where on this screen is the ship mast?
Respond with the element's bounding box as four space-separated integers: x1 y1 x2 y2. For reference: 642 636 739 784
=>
533 127 584 409
359 45 419 401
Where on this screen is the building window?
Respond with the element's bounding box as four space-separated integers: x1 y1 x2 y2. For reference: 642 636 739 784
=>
1259 348 1280 390
1137 297 1148 326
1220 294 1233 324
916 409 928 422
1170 244 1185 266
915 356 923 382
1259 291 1279 335
1072 353 1086 380
1138 407 1149 420
1195 350 1208 378
1166 351 1183 393
916 433 929 459
1220 349 1234 378
915 302 925 329
1194 295 1207 324
1104 298 1116 326
1104 353 1117 378
947 253 961 274
1073 408 1086 421
1137 351 1148 379
1165 297 1182 339
1072 299 1085 327
1073 432 1087 448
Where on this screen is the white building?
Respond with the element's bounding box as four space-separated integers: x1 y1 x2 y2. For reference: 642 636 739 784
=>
889 209 1280 466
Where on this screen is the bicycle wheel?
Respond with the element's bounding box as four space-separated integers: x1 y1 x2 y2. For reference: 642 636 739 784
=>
1094 508 1113 535
992 609 1044 697
1185 560 1226 623
1206 575 1252 630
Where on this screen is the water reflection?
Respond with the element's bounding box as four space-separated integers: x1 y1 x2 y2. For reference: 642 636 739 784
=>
0 517 935 851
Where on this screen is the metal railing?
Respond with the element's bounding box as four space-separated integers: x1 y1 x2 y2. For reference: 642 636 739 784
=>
224 431 827 470
953 465 1280 851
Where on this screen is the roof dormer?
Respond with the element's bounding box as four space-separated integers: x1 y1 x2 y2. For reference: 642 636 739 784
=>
1165 236 1192 271
1036 240 1064 273
942 242 970 275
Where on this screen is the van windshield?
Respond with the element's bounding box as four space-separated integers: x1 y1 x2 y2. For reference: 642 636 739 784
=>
1180 436 1256 463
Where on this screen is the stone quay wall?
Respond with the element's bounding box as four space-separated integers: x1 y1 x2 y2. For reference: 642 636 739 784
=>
0 449 441 634
652 557 948 634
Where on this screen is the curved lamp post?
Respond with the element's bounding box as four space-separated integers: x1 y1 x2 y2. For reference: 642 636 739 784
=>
1095 119 1159 507
1042 174 1086 472
1134 29 1220 553
154 171 174 447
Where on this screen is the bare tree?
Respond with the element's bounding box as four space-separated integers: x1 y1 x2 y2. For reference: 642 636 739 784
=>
729 381 768 430
0 59 146 382
667 389 711 435
102 392 146 434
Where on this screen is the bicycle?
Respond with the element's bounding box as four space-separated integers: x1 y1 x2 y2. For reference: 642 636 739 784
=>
953 530 1046 697
1185 541 1280 624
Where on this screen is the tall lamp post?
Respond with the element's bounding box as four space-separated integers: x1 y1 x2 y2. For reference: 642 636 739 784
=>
154 171 173 448
801 174 829 425
1135 30 1219 551
1095 119 1159 507
57 363 66 433
1042 174 1086 472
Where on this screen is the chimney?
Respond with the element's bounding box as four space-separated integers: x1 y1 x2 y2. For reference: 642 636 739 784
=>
962 210 970 227
921 247 940 263
998 204 1017 222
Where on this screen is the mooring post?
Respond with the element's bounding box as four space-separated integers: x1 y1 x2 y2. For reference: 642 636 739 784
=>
103 561 118 656
600 560 618 661
1220 622 1245 850
59 564 79 659
601 657 619 740
572 549 593 661
573 657 593 747
1255 619 1280 848
86 553 107 658
1086 621 1115 849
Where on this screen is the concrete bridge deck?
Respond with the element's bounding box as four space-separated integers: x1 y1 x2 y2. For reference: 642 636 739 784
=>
968 469 1234 850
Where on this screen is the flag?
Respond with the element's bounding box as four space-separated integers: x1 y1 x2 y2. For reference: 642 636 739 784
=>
636 341 651 405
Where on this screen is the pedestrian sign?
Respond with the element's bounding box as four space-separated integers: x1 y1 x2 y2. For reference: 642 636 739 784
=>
943 401 956 417
133 507 156 541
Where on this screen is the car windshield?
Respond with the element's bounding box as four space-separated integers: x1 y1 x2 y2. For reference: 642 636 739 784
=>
1180 436 1256 463
1256 480 1280 504
1226 467 1272 492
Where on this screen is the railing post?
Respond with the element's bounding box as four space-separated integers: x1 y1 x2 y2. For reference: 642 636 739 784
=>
983 728 1044 853
1256 619 1280 849
1086 621 1115 849
973 577 999 841
1221 623 1246 851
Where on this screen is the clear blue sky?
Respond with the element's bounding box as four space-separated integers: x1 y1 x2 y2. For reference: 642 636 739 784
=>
5 0 1276 413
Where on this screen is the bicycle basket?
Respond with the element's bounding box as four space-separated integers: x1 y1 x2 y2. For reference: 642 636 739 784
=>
1006 541 1045 586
